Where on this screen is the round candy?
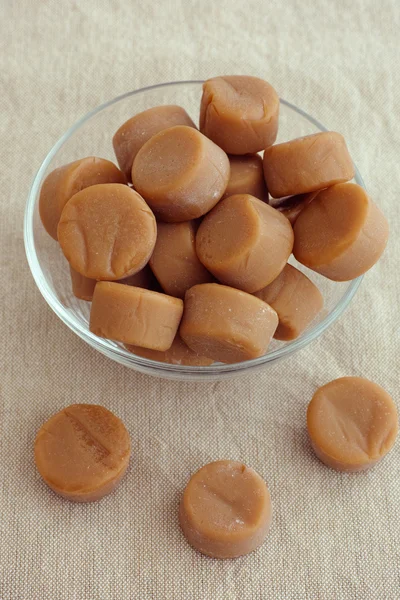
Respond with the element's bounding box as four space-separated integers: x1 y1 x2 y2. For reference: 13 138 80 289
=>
34 404 130 502
196 194 294 293
293 183 389 281
307 377 398 472
200 75 279 154
180 460 272 558
132 125 230 222
58 183 156 281
90 282 183 351
180 283 278 364
263 132 354 198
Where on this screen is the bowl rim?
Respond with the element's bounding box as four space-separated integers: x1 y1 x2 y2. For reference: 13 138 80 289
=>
24 80 364 376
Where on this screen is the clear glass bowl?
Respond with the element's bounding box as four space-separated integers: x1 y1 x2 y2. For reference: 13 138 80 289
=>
24 81 363 381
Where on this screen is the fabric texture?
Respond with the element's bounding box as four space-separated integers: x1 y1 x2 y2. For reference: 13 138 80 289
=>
1 1 399 598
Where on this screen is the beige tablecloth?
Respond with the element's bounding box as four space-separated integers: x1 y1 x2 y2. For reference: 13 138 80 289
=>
1 1 399 598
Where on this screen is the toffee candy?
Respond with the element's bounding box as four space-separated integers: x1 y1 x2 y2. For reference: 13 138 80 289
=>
200 76 279 154
293 183 389 281
255 264 323 340
39 157 126 240
132 125 230 222
149 221 214 299
222 154 268 201
263 132 354 198
125 335 213 366
196 194 294 293
34 404 130 502
113 105 196 181
58 184 156 281
90 282 183 350
180 283 278 364
307 377 398 472
179 460 272 558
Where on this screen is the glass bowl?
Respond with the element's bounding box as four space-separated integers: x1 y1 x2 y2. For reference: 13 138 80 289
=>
24 80 363 381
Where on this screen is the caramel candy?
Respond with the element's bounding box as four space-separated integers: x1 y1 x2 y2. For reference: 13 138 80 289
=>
180 283 278 364
293 183 389 281
255 264 323 341
90 282 183 350
263 132 354 198
200 76 279 154
222 154 268 201
39 157 126 240
307 377 398 472
58 184 156 281
275 191 320 225
126 335 213 366
34 404 130 502
180 460 271 558
113 105 196 181
132 126 230 222
196 194 294 293
149 221 214 299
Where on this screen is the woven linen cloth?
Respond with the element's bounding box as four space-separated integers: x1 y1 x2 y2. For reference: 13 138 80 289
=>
1 1 399 598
